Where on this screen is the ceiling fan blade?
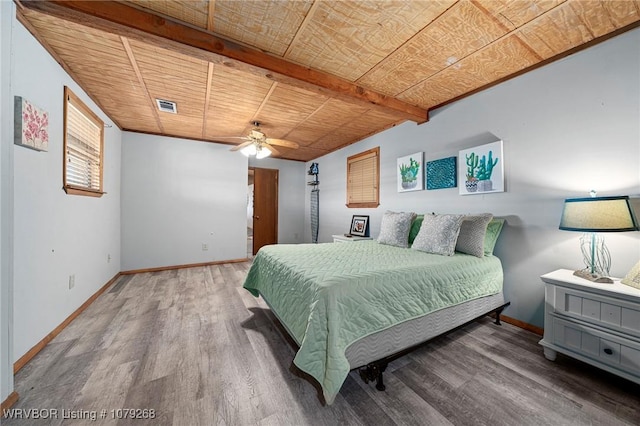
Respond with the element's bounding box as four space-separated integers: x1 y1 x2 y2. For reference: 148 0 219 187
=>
230 141 254 151
266 138 299 149
209 136 246 139
263 144 280 156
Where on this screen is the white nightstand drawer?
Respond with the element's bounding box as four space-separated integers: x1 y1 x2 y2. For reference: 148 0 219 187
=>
554 287 640 339
541 269 640 386
552 317 640 374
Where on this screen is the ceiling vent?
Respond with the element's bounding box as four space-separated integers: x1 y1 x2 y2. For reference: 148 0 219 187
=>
156 99 177 114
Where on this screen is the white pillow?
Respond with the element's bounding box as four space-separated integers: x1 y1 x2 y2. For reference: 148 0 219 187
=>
411 214 464 256
455 214 493 258
377 211 416 248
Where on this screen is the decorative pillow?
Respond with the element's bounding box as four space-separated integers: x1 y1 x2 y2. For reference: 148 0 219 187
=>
408 214 424 245
377 211 417 248
411 214 464 256
484 218 505 256
455 214 493 258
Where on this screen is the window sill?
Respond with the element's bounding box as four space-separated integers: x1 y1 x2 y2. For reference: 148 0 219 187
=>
346 202 379 208
63 186 105 198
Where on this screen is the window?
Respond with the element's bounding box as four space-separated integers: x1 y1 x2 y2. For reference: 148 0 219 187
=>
63 86 104 197
346 147 379 208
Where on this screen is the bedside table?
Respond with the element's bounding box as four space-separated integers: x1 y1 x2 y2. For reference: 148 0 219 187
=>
332 234 372 243
539 269 640 386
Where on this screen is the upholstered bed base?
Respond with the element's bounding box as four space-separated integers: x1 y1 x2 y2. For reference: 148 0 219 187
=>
346 291 506 368
262 291 508 394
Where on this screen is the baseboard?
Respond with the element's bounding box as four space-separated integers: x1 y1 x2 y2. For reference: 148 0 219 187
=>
1 391 19 411
120 258 249 275
13 272 121 374
501 315 544 336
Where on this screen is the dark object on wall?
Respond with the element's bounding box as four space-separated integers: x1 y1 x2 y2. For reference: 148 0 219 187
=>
308 163 319 243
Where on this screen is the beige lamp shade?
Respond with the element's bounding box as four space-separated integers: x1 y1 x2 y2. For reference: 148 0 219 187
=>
559 196 638 232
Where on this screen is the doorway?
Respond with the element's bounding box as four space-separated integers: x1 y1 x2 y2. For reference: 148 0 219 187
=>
249 167 278 256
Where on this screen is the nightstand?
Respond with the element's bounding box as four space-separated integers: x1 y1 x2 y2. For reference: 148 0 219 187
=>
539 269 640 385
332 234 372 243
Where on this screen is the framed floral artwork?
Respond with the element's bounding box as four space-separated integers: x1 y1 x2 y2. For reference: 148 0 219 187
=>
14 96 49 152
458 140 504 195
397 152 423 192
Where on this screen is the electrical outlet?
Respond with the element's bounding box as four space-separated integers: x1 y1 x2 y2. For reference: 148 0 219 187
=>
69 274 75 290
202 243 209 251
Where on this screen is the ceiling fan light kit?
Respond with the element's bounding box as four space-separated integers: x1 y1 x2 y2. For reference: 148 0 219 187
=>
216 121 298 159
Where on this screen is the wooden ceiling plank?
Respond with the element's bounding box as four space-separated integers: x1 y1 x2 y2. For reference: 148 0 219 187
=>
120 36 164 133
207 0 215 31
250 82 279 130
202 62 214 138
21 0 427 123
283 0 320 58
15 9 122 129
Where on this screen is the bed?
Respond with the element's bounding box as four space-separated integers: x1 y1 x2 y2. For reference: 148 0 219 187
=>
243 237 507 405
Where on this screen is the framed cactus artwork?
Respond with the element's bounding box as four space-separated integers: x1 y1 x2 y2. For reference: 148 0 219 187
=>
397 152 424 192
458 140 504 195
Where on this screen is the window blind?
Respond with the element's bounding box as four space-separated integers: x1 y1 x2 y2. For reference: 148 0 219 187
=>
64 87 104 195
347 147 379 208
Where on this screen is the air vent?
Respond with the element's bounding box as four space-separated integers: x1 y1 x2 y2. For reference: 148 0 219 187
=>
155 99 177 114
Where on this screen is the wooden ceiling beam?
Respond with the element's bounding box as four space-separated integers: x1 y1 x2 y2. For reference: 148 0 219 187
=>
19 0 429 124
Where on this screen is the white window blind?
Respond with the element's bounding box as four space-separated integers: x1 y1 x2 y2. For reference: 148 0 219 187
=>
64 87 104 196
347 147 379 208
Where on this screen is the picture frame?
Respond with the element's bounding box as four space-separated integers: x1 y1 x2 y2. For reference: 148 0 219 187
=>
14 96 49 152
426 156 457 190
621 260 640 290
397 152 424 192
349 215 369 237
458 140 504 195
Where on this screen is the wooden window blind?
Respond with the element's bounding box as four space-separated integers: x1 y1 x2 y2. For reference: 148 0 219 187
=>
346 147 379 208
63 87 104 197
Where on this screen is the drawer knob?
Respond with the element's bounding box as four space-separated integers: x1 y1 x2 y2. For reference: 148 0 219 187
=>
604 348 613 355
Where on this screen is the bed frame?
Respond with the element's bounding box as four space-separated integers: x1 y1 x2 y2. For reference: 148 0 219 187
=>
262 290 509 398
356 298 510 392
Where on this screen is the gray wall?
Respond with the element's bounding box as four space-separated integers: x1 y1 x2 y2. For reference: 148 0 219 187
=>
7 9 122 363
248 156 306 244
305 28 640 328
121 133 250 271
0 0 13 403
120 135 308 272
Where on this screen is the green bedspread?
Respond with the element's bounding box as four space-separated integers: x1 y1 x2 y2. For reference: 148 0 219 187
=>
243 241 503 404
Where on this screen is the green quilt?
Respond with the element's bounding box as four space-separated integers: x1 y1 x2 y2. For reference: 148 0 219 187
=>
243 241 503 404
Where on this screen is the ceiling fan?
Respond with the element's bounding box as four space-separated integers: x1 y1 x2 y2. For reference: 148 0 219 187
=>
213 121 299 158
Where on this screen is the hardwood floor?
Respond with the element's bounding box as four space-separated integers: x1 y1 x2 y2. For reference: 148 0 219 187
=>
5 262 640 425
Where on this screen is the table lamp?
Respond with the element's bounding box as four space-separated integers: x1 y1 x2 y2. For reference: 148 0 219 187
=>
559 193 638 283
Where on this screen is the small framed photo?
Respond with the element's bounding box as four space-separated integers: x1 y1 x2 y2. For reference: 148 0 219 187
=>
350 215 369 237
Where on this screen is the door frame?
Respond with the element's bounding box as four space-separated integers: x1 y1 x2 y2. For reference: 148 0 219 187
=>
249 166 278 255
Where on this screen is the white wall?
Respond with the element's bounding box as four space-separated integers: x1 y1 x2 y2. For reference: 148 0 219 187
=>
249 156 306 244
1 0 14 404
121 133 250 271
9 10 122 361
306 28 640 328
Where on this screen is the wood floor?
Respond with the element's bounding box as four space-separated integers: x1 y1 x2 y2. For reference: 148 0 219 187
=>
6 262 640 425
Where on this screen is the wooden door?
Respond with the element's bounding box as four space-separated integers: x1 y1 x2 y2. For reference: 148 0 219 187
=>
252 167 278 255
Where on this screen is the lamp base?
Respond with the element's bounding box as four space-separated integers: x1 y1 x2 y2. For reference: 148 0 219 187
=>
573 269 614 284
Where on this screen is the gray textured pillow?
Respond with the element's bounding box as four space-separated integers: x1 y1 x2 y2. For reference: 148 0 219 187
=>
455 214 493 258
377 211 417 248
411 214 464 256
